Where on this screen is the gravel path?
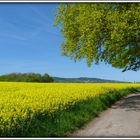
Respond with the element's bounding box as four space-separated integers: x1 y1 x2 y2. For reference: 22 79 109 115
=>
72 93 140 137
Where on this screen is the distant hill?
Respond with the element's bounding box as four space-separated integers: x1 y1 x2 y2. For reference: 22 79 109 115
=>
53 77 126 83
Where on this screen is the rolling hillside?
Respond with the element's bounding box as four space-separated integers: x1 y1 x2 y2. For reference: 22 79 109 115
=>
53 77 126 83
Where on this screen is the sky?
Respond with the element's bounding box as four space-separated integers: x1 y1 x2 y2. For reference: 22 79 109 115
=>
0 3 139 82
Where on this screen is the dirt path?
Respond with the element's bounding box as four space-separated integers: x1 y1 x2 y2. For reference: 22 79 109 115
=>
72 93 140 137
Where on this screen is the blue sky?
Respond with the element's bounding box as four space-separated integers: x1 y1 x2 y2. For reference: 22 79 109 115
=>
0 3 139 82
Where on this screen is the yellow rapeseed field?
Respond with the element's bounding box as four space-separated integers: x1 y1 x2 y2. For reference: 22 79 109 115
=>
0 82 140 136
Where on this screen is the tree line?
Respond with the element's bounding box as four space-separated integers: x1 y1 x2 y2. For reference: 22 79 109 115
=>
0 73 54 82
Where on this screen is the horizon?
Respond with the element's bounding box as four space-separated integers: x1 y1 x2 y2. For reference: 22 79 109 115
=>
0 72 137 82
0 3 140 82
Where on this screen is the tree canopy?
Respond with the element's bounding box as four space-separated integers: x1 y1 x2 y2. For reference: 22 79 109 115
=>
55 3 140 71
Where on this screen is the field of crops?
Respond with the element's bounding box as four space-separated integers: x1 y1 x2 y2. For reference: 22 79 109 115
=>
0 82 140 136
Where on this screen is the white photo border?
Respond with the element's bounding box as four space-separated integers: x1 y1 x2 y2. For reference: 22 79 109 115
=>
0 1 140 139
0 0 140 2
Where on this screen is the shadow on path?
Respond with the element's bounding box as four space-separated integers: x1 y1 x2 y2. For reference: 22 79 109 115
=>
112 93 140 112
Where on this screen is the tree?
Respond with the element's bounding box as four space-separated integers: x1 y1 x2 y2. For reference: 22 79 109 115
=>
41 73 54 82
0 73 54 83
54 3 140 71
